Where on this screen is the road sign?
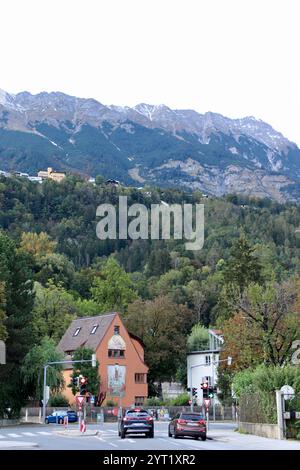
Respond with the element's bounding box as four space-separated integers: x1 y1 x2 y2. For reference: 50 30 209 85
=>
204 398 211 408
76 395 85 406
281 385 295 400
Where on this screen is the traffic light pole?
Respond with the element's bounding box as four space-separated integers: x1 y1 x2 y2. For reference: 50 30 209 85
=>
42 357 96 424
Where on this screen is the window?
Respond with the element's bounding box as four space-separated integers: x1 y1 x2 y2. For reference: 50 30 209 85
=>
135 373 147 383
73 327 81 337
114 326 120 335
91 325 98 335
108 349 125 358
135 396 145 406
205 355 211 365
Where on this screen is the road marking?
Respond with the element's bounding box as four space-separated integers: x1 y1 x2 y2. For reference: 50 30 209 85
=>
127 438 136 443
0 435 5 439
108 429 118 433
7 433 22 438
159 438 181 447
109 442 118 447
21 432 36 437
37 431 52 435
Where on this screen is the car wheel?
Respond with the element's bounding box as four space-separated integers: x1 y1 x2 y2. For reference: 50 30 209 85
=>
201 435 207 441
121 429 126 439
45 418 49 424
168 427 172 437
174 431 179 439
59 418 63 424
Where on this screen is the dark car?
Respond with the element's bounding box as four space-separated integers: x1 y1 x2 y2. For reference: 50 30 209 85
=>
118 408 154 439
168 412 206 440
45 410 78 424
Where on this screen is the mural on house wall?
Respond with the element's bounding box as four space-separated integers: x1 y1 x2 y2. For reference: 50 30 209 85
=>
107 364 126 397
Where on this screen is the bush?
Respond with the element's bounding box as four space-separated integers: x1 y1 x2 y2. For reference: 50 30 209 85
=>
170 393 190 406
48 394 69 407
106 399 118 407
145 397 169 406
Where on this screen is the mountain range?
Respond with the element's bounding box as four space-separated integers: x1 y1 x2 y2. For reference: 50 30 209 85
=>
0 88 300 201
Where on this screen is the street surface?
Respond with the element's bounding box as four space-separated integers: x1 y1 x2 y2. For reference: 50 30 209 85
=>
1 421 300 450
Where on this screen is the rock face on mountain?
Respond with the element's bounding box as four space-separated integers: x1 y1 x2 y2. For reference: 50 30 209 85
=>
0 89 299 201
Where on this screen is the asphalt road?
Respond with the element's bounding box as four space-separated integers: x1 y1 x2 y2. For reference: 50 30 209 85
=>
1 421 300 450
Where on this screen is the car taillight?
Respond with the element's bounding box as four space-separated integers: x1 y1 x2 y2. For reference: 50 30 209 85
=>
146 416 153 421
177 419 187 424
199 420 206 425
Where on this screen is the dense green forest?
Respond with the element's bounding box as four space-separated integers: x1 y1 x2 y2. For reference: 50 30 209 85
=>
1 174 300 415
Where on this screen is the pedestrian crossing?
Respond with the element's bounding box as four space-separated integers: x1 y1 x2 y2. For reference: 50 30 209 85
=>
0 431 52 439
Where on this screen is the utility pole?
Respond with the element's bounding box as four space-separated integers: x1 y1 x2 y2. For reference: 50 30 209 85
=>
42 355 96 424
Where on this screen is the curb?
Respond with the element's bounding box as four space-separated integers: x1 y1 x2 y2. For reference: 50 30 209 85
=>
55 430 100 438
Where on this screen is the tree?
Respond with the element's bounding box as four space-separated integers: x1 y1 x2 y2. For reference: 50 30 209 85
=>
187 324 209 352
0 281 7 341
20 232 57 259
21 337 64 400
0 232 35 417
32 281 77 343
68 347 100 397
220 312 264 371
227 280 300 366
223 234 262 294
91 257 138 313
125 296 191 390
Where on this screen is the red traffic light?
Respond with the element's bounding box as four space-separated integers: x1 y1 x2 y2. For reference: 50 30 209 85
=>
79 376 87 385
201 382 208 389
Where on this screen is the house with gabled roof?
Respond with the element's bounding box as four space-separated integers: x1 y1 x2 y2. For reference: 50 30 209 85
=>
58 312 148 407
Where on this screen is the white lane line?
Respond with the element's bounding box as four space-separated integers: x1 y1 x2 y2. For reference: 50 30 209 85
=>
109 442 118 448
0 435 5 439
37 431 52 435
127 438 136 443
7 433 22 438
159 438 181 447
108 429 118 433
21 432 36 437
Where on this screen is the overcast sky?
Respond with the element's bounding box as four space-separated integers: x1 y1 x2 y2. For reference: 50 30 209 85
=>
0 0 299 144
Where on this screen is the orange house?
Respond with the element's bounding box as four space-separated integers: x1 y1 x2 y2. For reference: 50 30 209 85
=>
58 312 148 407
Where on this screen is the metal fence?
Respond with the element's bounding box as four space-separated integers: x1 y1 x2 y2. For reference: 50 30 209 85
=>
20 404 236 424
283 393 300 440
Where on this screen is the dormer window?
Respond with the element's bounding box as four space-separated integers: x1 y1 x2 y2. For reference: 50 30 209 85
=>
73 327 81 337
91 325 98 335
114 326 120 335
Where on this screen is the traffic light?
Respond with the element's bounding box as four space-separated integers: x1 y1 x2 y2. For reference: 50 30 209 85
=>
208 387 214 398
72 376 79 388
192 387 197 397
201 382 209 399
79 376 88 395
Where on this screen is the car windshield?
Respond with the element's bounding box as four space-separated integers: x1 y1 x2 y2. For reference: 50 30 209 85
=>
53 411 67 416
126 410 149 418
181 414 204 421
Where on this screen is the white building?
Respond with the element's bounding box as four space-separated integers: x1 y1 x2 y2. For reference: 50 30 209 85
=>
187 329 224 405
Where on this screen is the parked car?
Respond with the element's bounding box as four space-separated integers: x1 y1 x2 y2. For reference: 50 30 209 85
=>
168 412 206 440
45 410 78 424
118 408 154 439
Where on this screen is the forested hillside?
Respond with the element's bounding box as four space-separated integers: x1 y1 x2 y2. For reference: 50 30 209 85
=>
1 175 300 413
